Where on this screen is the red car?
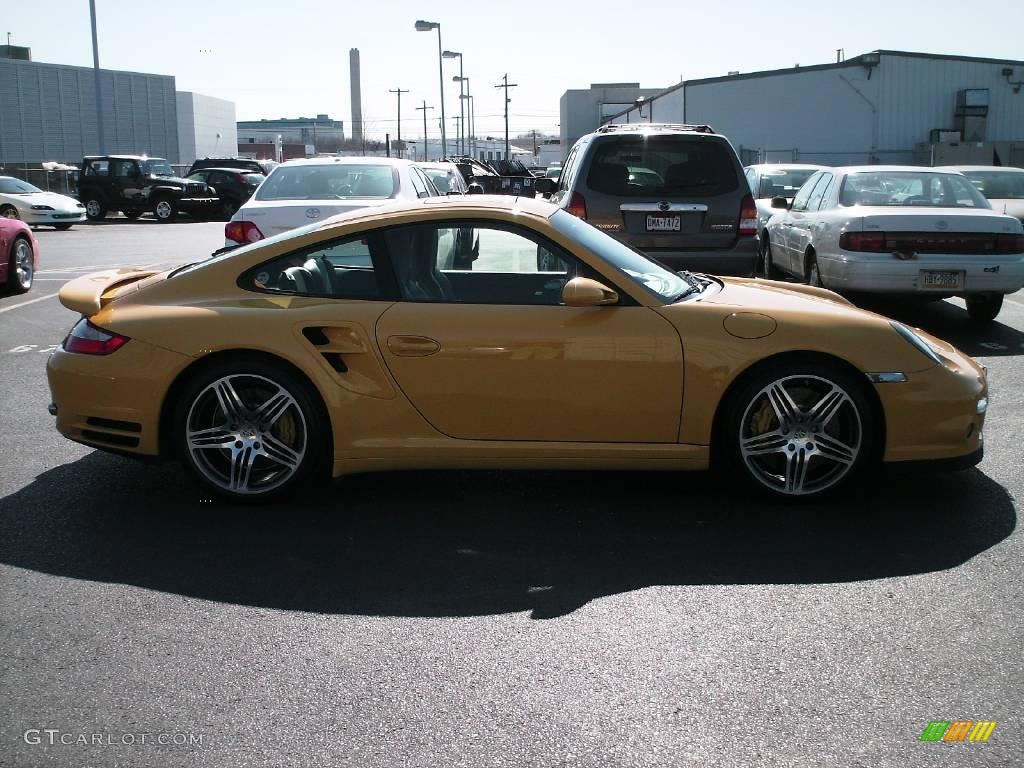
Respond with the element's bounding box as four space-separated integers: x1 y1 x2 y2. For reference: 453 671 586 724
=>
0 217 38 294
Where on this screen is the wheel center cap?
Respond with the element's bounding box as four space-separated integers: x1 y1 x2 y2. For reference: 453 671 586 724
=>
794 429 807 439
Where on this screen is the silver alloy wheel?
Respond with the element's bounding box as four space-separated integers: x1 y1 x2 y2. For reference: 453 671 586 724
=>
85 199 103 218
155 200 174 220
186 373 307 495
739 374 862 496
13 239 33 289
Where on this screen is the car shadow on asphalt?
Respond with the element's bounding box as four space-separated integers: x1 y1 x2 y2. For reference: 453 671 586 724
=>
848 294 1024 358
0 453 1015 620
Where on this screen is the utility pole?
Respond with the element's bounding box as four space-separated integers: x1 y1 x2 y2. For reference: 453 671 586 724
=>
532 129 538 159
88 0 105 153
389 87 409 158
494 73 517 161
415 101 434 161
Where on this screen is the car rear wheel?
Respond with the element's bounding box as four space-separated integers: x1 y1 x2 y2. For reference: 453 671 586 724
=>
175 360 323 501
153 198 177 222
84 197 107 221
722 361 874 500
759 235 777 278
965 293 1003 323
8 236 34 294
54 223 74 231
0 205 19 220
122 209 143 220
805 251 823 287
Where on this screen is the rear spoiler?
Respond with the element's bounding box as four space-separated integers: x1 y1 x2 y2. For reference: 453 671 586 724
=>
58 268 160 316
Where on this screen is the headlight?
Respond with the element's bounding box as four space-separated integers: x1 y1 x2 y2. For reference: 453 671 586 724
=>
31 204 54 211
890 321 942 366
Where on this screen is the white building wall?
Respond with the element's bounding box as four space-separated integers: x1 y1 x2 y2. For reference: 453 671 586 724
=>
176 91 237 165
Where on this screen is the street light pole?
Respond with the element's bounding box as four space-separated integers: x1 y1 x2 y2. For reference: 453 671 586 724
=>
443 51 464 154
389 87 409 158
454 75 471 158
415 20 446 158
494 73 517 161
415 101 433 161
89 0 105 153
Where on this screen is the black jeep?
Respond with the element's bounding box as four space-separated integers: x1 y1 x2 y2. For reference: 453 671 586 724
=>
78 156 219 222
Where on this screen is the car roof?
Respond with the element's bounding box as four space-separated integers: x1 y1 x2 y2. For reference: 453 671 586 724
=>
937 165 1024 173
189 167 264 174
84 155 162 160
417 162 458 170
833 165 974 174
317 195 558 231
746 164 828 171
278 156 414 168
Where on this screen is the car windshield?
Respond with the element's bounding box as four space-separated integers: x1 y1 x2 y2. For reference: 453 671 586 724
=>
586 137 738 196
962 171 1024 200
143 159 175 176
839 172 990 208
758 168 819 199
0 177 42 194
255 164 396 201
550 210 692 302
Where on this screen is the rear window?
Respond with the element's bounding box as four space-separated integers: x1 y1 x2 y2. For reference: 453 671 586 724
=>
962 171 1024 200
839 172 990 208
758 168 819 199
255 164 397 201
586 137 738 197
244 174 265 185
422 169 453 193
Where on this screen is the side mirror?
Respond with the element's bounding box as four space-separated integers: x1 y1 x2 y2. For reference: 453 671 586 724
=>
562 276 619 307
466 183 484 195
770 196 790 210
535 178 556 195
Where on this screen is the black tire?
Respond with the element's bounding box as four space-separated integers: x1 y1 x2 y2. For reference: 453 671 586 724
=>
7 236 34 294
719 358 876 501
0 205 20 220
805 251 823 287
153 197 177 222
53 223 74 231
83 195 107 221
965 293 1003 323
174 357 326 502
759 234 777 278
122 209 143 220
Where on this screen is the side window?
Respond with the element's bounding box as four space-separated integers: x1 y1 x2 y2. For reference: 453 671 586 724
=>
559 145 580 191
744 168 757 196
113 161 135 177
384 222 578 306
408 168 430 199
790 172 823 212
85 160 109 177
807 173 833 211
246 236 380 299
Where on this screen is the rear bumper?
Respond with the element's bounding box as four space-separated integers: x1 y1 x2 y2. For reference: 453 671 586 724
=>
177 197 220 213
820 251 1024 294
641 237 760 276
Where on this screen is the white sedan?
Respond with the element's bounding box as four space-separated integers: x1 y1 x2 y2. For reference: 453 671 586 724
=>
743 163 826 239
762 166 1024 322
225 157 442 247
0 176 86 229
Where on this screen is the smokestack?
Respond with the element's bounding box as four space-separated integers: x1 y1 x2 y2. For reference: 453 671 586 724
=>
349 48 362 144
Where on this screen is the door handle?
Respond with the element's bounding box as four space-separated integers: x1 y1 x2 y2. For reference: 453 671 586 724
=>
387 335 441 357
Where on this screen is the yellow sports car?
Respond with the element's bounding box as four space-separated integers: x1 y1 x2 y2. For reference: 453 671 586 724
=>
47 196 987 502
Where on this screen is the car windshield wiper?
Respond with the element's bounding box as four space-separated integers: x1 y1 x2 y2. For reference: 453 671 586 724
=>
166 262 199 278
671 270 702 301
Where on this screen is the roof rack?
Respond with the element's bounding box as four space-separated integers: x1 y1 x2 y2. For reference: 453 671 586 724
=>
596 123 716 134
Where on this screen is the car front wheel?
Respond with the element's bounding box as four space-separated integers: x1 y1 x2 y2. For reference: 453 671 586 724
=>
175 360 324 501
153 198 177 222
84 197 107 221
722 361 873 500
7 236 34 294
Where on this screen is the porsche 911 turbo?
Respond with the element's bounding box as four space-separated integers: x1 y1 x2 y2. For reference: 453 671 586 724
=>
47 196 987 502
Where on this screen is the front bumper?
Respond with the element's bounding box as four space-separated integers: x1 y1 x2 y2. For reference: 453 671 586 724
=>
28 210 86 224
821 251 1024 294
46 338 193 456
876 343 987 463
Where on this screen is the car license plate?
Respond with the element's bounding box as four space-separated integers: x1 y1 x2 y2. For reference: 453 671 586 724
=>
646 215 681 232
921 270 962 290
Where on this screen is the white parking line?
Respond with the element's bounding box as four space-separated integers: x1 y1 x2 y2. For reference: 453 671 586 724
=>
0 292 60 314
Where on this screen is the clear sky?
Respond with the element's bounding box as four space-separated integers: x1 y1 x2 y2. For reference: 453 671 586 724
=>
7 0 1024 140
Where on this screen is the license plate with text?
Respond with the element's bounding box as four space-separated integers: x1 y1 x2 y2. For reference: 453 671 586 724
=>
921 270 962 290
646 215 681 232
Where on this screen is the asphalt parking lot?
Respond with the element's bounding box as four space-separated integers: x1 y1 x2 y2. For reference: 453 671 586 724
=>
1 220 1023 767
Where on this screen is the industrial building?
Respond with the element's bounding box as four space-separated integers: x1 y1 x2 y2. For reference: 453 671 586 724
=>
0 46 238 166
237 115 345 154
560 83 665 158
600 50 1024 167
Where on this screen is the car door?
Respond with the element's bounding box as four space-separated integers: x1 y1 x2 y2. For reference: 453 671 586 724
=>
374 220 684 443
111 160 143 208
779 171 823 275
789 172 833 274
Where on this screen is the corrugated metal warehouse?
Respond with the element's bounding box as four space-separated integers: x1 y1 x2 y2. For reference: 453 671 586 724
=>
0 56 180 164
602 50 1024 167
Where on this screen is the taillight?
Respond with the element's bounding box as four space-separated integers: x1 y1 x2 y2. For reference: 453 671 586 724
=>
996 233 1024 254
567 191 587 219
738 194 757 236
225 220 264 244
839 232 887 252
63 319 130 355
